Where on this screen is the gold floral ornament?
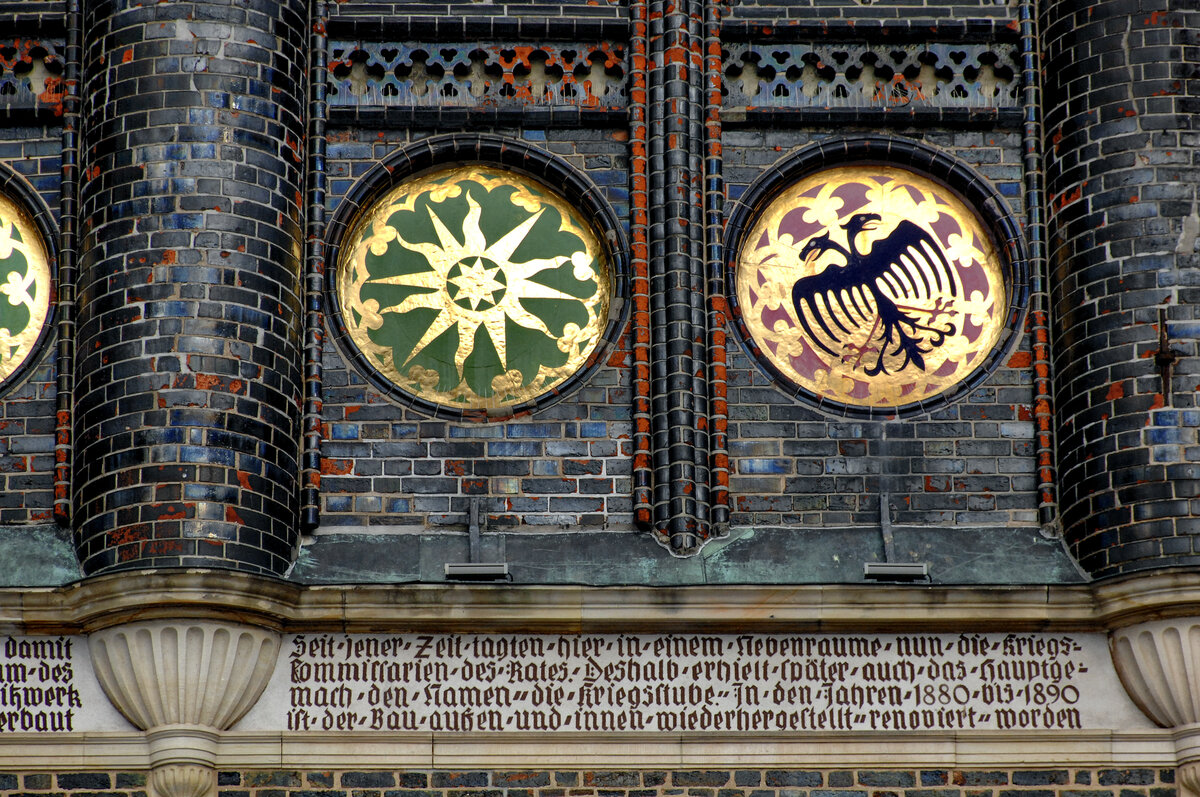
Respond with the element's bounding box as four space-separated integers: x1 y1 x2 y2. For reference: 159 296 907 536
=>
735 165 1009 409
0 193 51 387
336 166 611 411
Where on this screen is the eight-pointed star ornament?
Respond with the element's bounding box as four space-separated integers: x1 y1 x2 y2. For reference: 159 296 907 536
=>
336 166 611 413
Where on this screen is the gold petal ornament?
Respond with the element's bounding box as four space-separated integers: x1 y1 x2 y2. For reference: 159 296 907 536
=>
335 165 612 413
734 165 1010 410
0 192 52 388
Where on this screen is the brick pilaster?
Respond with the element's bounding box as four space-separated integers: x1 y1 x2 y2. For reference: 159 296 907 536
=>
646 0 714 551
74 0 308 574
1042 0 1200 576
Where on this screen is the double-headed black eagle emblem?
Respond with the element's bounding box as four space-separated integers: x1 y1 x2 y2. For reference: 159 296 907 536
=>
791 213 959 376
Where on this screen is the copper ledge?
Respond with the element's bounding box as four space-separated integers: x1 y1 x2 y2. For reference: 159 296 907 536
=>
1 568 1200 636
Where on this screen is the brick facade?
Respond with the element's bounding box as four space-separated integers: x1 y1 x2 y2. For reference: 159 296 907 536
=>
0 0 1191 576
0 769 1176 797
0 141 59 527
0 0 1196 786
319 129 634 531
723 129 1034 529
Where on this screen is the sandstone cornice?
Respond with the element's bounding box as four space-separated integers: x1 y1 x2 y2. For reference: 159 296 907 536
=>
1 568 1199 635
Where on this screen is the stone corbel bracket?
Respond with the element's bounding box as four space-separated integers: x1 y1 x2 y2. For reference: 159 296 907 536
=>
88 621 281 797
1110 618 1200 797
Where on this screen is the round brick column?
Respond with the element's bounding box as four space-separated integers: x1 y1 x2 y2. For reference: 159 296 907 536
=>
74 0 307 574
1041 0 1200 576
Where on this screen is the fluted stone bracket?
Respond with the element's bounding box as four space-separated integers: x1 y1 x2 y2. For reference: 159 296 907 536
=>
149 765 215 797
88 621 281 797
1176 726 1200 797
1111 618 1200 797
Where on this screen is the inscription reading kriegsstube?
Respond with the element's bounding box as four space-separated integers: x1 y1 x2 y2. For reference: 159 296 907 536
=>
269 633 1133 734
0 636 80 733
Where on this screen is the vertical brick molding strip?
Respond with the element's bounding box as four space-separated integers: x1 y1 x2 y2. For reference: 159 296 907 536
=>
1018 0 1058 534
88 620 281 797
630 0 730 545
703 0 729 530
1110 618 1200 797
628 0 653 530
684 0 711 535
54 0 81 527
1041 0 1200 576
302 0 330 532
75 0 309 574
646 0 718 552
647 0 695 548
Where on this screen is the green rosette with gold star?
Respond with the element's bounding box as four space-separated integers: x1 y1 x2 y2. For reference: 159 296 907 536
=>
336 165 611 412
0 193 51 389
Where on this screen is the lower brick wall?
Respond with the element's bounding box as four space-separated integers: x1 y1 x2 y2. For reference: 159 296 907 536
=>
1 773 146 791
0 769 1177 797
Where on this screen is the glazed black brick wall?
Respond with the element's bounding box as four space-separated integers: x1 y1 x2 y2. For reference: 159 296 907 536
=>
0 768 1169 797
327 0 625 21
0 768 1175 797
212 768 1174 796
1041 0 1200 577
73 0 308 574
0 129 61 525
0 349 56 525
321 122 1033 532
723 128 1037 529
0 2 65 27
321 127 633 530
727 0 1016 23
0 131 62 216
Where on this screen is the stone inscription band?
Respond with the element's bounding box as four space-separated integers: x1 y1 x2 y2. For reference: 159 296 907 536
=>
237 632 1148 734
0 637 83 733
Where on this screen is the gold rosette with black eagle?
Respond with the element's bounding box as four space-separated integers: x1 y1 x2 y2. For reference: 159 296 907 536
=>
336 166 611 412
735 165 1009 409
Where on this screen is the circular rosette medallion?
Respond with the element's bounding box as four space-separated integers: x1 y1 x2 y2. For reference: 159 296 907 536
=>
336 165 611 412
734 165 1010 410
0 193 51 388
